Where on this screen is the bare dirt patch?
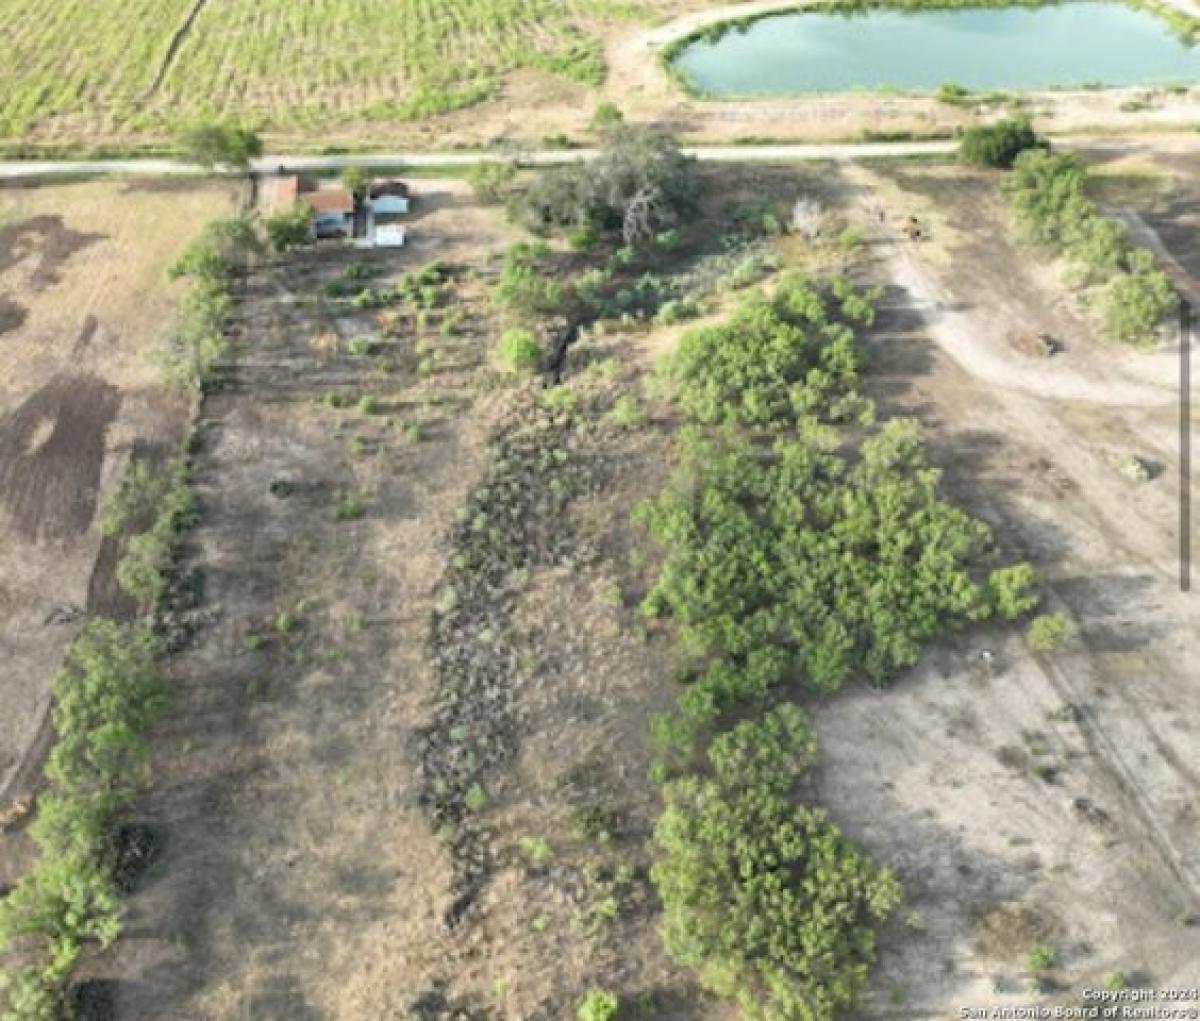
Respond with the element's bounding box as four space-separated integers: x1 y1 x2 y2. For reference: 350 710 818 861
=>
0 178 236 886
0 372 122 540
813 157 1200 1014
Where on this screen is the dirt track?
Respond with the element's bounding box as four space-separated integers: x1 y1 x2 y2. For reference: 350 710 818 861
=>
818 160 1200 1011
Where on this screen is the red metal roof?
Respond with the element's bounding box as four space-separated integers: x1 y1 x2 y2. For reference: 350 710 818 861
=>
301 189 354 215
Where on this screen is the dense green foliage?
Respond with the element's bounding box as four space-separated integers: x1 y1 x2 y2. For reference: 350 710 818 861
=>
265 203 315 253
1005 149 1177 345
498 327 543 372
1027 611 1070 651
493 241 570 317
663 274 876 428
111 460 197 608
518 125 697 245
654 706 902 1021
577 988 621 1021
958 116 1044 169
639 420 1016 696
162 216 257 388
0 623 165 1020
639 272 1038 1020
177 119 262 169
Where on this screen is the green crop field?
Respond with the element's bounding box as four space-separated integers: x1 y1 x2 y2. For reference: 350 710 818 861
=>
0 0 648 144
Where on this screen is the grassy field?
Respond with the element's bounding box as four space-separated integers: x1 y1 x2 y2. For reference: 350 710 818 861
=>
0 0 649 144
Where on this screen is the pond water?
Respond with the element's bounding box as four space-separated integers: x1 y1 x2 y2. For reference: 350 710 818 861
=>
670 2 1200 95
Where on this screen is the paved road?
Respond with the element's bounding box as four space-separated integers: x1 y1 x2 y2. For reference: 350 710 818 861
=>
5 135 1193 180
0 141 964 179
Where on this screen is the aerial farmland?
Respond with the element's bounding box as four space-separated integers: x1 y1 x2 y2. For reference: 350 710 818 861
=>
1 3 1199 1021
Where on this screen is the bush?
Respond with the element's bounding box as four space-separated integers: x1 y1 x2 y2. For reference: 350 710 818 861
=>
1027 943 1058 973
341 164 369 198
492 242 568 317
266 202 314 253
112 460 195 609
1096 254 1178 346
959 116 1044 169
577 988 620 1021
986 563 1040 620
607 395 646 429
468 160 517 205
664 273 875 429
498 328 542 373
0 622 165 1016
1027 612 1070 652
590 101 625 130
177 119 262 170
1005 149 1177 344
653 707 902 1021
638 419 1004 695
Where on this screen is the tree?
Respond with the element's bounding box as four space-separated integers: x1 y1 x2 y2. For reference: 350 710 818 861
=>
467 160 517 204
177 119 263 170
265 203 314 253
341 164 370 198
959 116 1045 169
519 124 696 245
652 707 902 1021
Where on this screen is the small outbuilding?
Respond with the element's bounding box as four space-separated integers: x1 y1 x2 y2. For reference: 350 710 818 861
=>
304 189 355 239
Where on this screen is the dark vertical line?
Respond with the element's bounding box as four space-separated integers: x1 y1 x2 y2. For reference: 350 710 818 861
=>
1184 299 1192 594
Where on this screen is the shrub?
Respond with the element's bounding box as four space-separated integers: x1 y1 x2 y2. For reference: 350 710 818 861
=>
493 242 568 317
468 160 518 204
1027 612 1070 652
498 328 542 373
1027 943 1058 973
959 116 1044 169
266 202 314 253
1096 253 1177 346
653 707 902 1021
664 273 875 429
112 460 195 609
607 395 646 429
638 420 1003 695
341 164 369 198
0 622 165 1015
986 564 1040 620
590 101 625 130
1004 150 1177 344
577 989 620 1021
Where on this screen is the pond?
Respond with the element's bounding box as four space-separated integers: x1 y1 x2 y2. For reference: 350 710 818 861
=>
669 2 1200 95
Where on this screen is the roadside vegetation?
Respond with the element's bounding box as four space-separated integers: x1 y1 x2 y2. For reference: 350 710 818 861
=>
1004 150 1178 344
959 116 1045 169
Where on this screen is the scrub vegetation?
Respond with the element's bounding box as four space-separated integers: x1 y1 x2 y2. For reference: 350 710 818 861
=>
1004 150 1178 344
635 264 1040 1018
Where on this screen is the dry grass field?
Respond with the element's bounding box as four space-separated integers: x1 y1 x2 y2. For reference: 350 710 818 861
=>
0 178 237 886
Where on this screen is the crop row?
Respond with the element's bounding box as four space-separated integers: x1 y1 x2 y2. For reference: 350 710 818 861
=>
0 0 644 140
